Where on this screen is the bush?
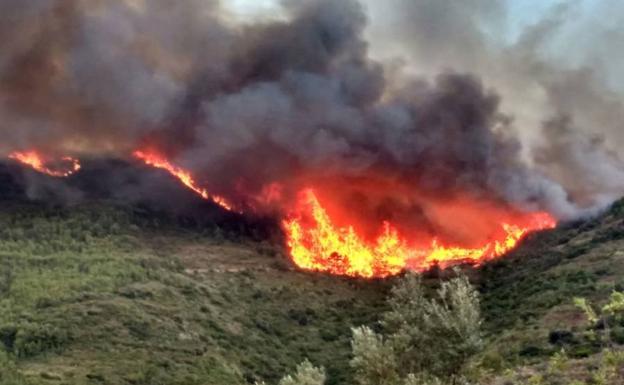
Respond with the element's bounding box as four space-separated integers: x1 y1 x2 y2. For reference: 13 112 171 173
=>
0 324 17 352
13 323 70 358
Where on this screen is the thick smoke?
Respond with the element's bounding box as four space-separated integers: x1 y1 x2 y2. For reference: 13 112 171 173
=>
1 0 623 223
363 0 624 216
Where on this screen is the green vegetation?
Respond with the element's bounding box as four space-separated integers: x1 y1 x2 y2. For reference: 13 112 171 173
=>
350 272 482 385
495 291 624 385
271 360 326 385
0 198 624 384
269 271 624 385
0 202 389 384
262 272 482 385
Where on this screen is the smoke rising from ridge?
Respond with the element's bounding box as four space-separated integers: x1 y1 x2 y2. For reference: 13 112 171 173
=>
1 0 623 224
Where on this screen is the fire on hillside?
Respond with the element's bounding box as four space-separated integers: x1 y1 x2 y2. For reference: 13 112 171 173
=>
7 149 556 278
9 151 81 178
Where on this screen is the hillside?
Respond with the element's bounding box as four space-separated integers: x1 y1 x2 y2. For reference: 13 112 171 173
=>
0 200 392 385
480 200 624 358
0 166 623 384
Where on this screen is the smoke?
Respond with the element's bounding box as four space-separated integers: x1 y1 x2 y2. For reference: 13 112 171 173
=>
362 0 624 215
1 0 623 223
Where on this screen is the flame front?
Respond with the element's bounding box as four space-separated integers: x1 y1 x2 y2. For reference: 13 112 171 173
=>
8 151 81 177
133 150 234 211
283 189 556 278
7 149 558 278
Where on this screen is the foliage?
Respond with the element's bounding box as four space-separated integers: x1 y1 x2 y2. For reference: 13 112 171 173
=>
574 297 598 324
350 272 483 385
504 294 624 385
13 322 70 358
351 326 400 385
278 360 326 385
403 374 445 385
602 291 624 317
575 290 624 348
381 272 483 378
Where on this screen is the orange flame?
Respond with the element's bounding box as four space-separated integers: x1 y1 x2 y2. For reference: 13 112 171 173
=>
133 150 234 211
8 149 557 278
8 151 81 177
283 189 556 278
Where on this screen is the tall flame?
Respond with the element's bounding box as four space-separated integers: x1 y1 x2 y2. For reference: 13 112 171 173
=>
133 150 234 211
8 151 81 177
283 189 556 278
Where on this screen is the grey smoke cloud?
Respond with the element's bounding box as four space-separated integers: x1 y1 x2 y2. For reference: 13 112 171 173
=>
362 0 624 216
1 0 622 222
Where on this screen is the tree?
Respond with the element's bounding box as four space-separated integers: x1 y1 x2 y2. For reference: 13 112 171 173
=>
278 360 326 385
351 326 400 385
351 271 483 384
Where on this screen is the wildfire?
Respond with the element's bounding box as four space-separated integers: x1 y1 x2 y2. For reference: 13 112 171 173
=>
283 189 557 278
8 148 558 278
8 151 81 177
133 150 234 211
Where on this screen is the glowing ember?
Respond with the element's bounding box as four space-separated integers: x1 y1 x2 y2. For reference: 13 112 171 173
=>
8 151 81 177
283 189 557 278
133 150 234 211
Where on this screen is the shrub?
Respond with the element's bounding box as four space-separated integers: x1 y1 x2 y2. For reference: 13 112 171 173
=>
13 323 70 358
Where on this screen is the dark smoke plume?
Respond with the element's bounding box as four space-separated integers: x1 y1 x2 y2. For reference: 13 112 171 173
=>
1 0 623 222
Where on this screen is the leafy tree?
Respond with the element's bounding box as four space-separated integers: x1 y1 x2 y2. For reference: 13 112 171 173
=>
351 326 400 385
351 272 483 385
270 360 326 385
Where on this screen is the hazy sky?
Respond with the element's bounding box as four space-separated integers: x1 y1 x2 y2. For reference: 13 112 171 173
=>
227 0 281 17
228 0 567 41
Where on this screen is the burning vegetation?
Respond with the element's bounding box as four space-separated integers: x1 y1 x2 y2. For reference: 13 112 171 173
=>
124 150 557 278
133 150 234 211
8 151 81 178
5 149 557 278
283 189 556 277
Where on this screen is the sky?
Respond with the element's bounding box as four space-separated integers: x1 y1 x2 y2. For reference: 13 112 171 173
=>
227 0 281 18
225 0 622 91
228 0 567 42
506 0 564 39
